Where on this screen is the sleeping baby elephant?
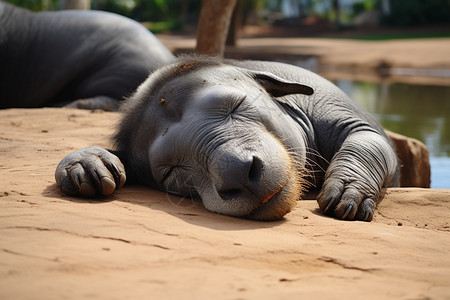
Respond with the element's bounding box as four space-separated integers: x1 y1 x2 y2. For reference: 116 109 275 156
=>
55 56 400 221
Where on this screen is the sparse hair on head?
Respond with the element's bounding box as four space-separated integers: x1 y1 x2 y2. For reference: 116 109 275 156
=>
112 54 226 157
149 54 226 92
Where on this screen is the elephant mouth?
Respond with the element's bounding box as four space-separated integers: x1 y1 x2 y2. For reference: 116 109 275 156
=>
246 181 296 221
259 184 284 207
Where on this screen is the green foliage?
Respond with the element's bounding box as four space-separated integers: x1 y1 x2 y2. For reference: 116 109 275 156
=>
334 32 450 41
351 1 374 18
5 0 450 28
4 0 202 23
4 0 203 31
91 0 135 15
94 0 202 26
143 21 182 34
3 0 58 11
381 0 450 26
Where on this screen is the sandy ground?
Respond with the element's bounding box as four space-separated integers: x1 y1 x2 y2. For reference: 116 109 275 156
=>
160 34 450 68
158 35 450 86
1 35 450 299
1 108 449 299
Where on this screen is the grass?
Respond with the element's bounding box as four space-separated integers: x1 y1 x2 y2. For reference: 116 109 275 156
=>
332 32 450 41
142 21 182 34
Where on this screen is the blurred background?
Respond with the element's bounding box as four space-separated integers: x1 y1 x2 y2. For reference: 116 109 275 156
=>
4 0 450 188
5 0 450 35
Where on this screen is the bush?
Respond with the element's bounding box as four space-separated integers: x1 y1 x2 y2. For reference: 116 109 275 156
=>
381 0 450 26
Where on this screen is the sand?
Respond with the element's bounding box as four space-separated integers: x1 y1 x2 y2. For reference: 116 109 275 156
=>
158 35 450 86
1 108 449 300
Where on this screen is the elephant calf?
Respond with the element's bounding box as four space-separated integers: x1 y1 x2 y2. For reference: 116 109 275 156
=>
56 56 400 221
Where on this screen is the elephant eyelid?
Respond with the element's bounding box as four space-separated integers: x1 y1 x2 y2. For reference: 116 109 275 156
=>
162 166 176 185
162 164 190 186
229 95 246 115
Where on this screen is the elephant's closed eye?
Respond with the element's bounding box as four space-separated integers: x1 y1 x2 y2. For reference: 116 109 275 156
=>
228 95 246 115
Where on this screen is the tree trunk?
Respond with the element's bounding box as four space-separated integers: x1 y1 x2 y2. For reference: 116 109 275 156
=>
60 0 90 10
226 2 242 46
196 0 238 56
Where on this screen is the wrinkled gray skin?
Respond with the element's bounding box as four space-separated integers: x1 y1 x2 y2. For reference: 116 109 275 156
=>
0 1 174 110
56 56 400 221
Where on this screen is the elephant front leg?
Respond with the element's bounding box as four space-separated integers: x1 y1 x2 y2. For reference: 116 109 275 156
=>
55 147 126 197
317 131 399 221
64 96 120 111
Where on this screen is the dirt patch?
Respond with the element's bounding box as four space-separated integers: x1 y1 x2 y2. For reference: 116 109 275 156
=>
158 34 450 86
0 108 449 299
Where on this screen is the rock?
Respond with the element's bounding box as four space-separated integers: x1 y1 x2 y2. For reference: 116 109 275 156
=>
386 130 431 188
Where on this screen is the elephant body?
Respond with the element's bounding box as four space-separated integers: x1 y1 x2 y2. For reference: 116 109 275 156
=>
0 1 174 110
56 56 400 221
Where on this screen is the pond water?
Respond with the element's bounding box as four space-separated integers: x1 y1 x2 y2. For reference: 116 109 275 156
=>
334 80 450 188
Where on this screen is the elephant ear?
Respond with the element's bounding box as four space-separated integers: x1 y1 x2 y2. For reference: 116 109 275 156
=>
252 71 314 97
